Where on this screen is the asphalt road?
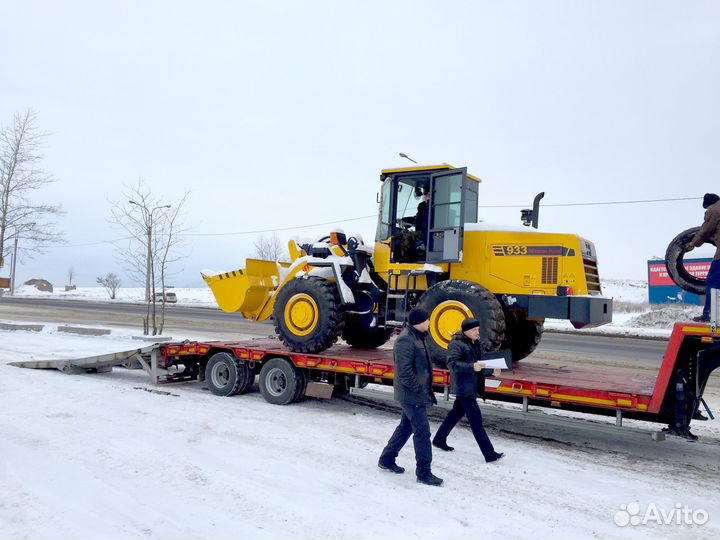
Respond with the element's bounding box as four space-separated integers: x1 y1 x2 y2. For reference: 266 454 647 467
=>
0 296 668 367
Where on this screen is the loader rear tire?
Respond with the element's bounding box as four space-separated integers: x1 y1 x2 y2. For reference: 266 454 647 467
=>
205 352 247 397
273 277 345 353
418 280 505 367
665 226 711 295
342 314 393 349
502 310 543 361
259 357 301 405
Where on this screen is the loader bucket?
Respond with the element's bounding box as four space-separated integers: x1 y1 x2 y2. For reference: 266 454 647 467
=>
202 259 288 320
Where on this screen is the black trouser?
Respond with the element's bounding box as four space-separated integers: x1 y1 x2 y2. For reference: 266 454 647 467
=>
379 403 432 477
434 396 496 461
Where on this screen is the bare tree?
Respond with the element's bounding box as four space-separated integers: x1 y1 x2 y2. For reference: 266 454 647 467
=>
67 265 75 286
111 182 190 335
0 109 63 271
97 272 121 299
251 233 285 261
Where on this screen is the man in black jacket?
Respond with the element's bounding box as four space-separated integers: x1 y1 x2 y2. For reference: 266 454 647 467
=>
432 317 504 463
378 307 443 486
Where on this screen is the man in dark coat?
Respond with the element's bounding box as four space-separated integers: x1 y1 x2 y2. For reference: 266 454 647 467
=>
378 307 443 486
432 317 504 463
686 193 720 322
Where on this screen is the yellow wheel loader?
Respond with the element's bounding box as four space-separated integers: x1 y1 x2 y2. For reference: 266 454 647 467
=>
203 165 612 362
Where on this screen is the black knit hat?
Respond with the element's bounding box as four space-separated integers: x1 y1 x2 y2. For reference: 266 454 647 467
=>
461 317 480 332
703 193 719 208
407 307 430 326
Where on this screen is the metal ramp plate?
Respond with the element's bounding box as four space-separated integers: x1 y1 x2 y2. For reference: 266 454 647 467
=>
10 344 161 375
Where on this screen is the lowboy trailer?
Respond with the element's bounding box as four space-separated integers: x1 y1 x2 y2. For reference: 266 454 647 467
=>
11 323 720 440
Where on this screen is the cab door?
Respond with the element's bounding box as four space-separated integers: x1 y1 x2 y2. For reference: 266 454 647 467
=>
427 168 468 263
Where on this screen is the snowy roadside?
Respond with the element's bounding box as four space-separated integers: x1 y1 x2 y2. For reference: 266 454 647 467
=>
1 327 719 539
10 280 707 340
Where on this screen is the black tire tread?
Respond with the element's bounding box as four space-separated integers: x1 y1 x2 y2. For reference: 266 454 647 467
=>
259 357 300 405
502 309 543 361
418 280 506 364
341 316 392 349
205 352 245 397
665 226 710 295
273 277 345 353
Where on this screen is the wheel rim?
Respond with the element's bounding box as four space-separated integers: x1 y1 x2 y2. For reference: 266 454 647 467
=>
265 366 288 397
210 362 231 388
429 300 473 349
284 293 320 336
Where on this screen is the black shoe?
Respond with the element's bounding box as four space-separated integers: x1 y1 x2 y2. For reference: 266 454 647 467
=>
432 439 455 452
693 316 710 323
416 472 443 486
486 452 505 463
378 460 405 474
693 411 709 421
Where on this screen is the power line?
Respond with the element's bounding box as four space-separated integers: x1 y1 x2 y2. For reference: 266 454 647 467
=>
35 195 702 247
183 215 377 237
479 196 702 208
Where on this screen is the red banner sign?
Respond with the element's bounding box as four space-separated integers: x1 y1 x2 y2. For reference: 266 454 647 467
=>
648 261 710 287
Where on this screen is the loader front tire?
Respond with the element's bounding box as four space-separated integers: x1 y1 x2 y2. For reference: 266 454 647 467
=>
273 277 344 353
418 280 505 366
502 310 543 361
665 226 711 295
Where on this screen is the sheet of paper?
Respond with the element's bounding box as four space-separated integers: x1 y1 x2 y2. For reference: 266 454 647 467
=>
480 358 510 369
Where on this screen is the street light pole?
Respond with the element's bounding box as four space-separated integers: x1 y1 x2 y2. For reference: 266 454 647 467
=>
129 200 171 302
9 233 18 296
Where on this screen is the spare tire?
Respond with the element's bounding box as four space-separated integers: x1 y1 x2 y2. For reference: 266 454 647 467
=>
665 227 713 295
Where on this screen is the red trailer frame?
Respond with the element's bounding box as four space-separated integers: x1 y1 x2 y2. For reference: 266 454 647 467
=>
157 323 720 439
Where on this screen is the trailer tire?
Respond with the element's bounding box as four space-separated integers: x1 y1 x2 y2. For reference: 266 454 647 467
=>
259 357 301 405
292 368 308 403
342 314 393 349
238 373 255 395
665 226 711 295
273 277 345 354
418 280 506 366
502 310 543 361
205 352 247 397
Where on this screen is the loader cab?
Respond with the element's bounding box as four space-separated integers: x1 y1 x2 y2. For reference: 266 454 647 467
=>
376 165 479 264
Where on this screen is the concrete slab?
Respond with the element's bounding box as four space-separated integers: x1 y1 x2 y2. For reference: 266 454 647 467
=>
57 325 111 336
0 322 44 332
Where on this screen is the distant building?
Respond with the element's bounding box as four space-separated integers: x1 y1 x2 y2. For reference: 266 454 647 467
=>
647 258 711 305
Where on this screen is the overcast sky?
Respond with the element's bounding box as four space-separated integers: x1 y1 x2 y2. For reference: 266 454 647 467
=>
1 1 719 289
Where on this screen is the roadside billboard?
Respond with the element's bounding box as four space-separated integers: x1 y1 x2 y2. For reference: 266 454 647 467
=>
647 258 710 305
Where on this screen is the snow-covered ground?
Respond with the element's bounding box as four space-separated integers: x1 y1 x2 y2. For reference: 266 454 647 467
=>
1 326 718 540
12 279 705 339
12 285 216 306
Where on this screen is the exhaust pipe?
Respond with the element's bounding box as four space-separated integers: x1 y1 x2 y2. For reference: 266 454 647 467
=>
521 192 545 228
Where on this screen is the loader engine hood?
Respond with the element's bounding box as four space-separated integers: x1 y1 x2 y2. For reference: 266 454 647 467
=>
453 226 603 297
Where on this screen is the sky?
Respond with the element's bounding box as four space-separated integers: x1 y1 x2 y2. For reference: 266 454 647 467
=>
1 1 719 288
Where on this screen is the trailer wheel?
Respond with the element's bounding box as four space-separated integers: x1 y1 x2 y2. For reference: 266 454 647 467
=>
259 358 301 405
238 372 256 395
418 280 505 366
665 226 711 295
205 352 247 397
502 310 543 361
342 314 393 349
273 277 345 353
292 367 308 403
